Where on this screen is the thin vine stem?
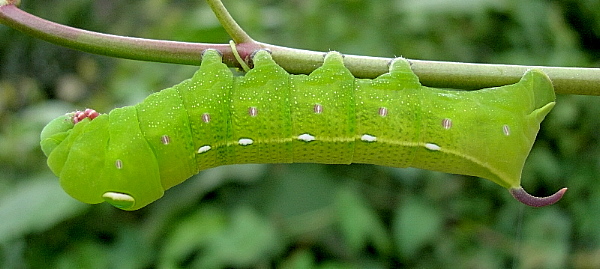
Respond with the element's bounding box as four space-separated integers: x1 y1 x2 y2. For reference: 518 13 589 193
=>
206 0 254 44
0 4 237 66
1 3 600 95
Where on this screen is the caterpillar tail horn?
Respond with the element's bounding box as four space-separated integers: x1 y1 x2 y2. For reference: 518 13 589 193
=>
510 187 567 207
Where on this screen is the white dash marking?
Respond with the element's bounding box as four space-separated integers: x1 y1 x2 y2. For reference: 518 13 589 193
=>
442 118 452 129
378 107 388 117
313 104 323 114
115 159 123 169
297 133 316 142
197 145 211 153
202 113 211 123
361 134 377 142
425 143 441 151
248 106 258 117
102 192 133 204
503 125 511 136
161 135 170 145
238 138 254 146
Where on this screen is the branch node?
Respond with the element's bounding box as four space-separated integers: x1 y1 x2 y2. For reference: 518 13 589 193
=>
1 0 21 7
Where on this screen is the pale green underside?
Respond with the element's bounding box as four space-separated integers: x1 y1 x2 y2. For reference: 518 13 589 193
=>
41 50 555 210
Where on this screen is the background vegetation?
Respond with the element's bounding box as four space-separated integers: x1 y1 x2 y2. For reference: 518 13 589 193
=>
1 0 599 268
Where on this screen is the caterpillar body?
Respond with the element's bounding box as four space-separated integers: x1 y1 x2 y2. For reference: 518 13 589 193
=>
40 50 560 210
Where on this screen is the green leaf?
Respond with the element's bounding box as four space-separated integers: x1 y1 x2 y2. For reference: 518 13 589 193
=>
158 206 228 268
55 240 108 269
393 195 444 258
335 185 392 255
517 208 571 269
194 206 282 268
0 176 87 243
279 250 315 269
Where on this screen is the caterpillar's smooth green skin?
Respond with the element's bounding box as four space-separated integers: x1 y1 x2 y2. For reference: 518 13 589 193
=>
40 50 556 210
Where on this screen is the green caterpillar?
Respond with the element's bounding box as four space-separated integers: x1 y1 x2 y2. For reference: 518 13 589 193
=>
40 49 563 210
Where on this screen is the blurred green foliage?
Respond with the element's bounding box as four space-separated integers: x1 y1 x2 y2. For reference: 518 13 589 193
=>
1 0 600 268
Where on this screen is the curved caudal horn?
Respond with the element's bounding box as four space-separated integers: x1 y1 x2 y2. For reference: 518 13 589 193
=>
509 187 567 207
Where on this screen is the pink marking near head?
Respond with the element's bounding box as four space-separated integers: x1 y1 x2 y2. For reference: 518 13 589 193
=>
73 109 99 124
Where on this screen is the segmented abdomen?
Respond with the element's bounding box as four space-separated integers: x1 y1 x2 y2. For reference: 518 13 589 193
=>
152 51 421 180
140 50 552 192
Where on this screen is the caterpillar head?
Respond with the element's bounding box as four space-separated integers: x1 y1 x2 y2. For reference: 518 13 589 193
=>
40 108 164 210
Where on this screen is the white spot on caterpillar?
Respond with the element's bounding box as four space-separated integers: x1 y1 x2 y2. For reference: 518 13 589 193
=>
197 145 211 153
238 138 254 146
503 125 511 136
442 118 452 129
202 113 211 123
425 143 441 151
314 104 323 114
161 135 170 145
102 192 134 203
378 107 388 117
115 159 123 169
248 106 258 117
102 192 135 209
298 133 316 142
361 134 377 142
